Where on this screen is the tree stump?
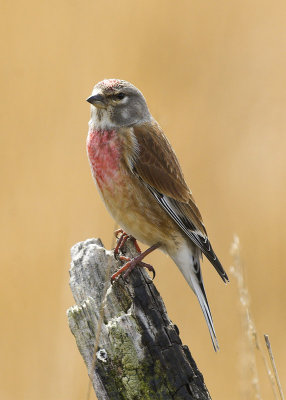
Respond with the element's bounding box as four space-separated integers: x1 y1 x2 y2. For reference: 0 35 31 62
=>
67 238 212 400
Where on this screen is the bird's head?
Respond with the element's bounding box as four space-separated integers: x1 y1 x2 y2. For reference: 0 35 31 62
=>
87 79 151 129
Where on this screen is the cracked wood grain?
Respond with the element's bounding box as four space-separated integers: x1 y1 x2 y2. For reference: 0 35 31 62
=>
67 237 212 400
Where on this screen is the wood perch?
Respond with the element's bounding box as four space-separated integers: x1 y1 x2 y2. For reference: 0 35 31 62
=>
67 237 212 400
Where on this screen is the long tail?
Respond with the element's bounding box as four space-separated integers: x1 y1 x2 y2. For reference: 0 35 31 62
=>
172 246 219 351
192 275 219 351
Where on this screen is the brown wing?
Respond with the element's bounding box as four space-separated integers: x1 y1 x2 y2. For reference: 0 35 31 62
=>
132 121 206 234
131 121 228 283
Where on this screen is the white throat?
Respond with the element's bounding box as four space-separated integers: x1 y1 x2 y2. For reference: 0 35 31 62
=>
89 106 117 131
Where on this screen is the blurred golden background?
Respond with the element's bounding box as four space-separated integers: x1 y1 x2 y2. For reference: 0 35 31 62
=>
1 0 285 399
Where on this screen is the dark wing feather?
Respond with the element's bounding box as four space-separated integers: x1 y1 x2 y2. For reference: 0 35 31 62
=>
132 122 229 283
147 186 228 282
132 121 190 203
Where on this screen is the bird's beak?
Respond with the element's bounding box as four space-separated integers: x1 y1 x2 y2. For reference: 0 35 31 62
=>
86 94 106 108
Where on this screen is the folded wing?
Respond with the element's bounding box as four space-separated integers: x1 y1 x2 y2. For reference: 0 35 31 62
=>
131 122 229 283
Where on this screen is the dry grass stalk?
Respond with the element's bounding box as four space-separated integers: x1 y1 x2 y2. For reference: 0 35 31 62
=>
230 235 262 400
253 332 279 400
264 334 285 400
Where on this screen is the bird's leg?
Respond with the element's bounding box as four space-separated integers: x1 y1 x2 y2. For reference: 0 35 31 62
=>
131 237 141 253
114 230 129 256
124 261 156 279
111 243 160 283
114 229 141 256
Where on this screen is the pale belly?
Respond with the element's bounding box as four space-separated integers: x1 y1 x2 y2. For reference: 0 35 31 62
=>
99 167 180 250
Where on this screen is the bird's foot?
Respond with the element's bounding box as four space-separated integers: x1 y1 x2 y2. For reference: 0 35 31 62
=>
111 243 160 283
114 228 141 256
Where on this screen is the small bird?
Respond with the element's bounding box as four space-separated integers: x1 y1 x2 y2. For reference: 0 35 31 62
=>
86 79 228 350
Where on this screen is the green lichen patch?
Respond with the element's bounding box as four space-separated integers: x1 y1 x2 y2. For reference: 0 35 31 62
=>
96 324 173 399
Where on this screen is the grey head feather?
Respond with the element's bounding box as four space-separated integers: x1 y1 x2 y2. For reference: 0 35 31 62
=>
90 79 152 128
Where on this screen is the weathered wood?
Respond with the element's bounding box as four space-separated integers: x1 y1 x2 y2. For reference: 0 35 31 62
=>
67 238 212 400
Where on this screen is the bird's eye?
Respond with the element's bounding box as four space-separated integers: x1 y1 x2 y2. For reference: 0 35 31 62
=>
116 93 125 100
